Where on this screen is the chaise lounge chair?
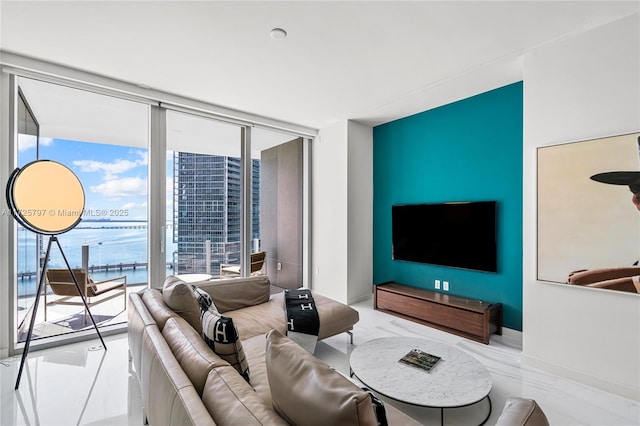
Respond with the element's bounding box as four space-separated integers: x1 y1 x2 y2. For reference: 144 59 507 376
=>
44 268 127 321
220 251 266 277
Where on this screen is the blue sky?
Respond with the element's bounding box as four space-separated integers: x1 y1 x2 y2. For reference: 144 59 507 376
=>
19 137 151 220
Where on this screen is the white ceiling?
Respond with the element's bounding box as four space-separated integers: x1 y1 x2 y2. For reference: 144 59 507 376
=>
1 1 638 131
16 76 297 157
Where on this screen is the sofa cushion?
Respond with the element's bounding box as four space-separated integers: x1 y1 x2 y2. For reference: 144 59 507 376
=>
226 291 359 341
242 334 272 406
224 298 287 340
195 275 271 313
162 317 229 396
305 292 360 339
141 288 179 330
202 365 288 426
265 330 381 426
128 292 158 378
495 398 549 426
201 303 250 383
162 275 202 334
140 323 216 426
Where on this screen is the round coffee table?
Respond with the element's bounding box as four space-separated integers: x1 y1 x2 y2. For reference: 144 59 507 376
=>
349 337 492 426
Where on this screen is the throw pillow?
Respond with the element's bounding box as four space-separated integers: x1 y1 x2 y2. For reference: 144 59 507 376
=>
196 288 250 383
162 275 202 334
265 330 387 426
192 285 215 311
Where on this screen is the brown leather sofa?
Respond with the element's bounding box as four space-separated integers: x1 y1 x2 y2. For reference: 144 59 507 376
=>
128 275 422 425
495 397 550 426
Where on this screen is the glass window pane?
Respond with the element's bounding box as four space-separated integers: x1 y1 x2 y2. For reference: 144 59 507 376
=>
14 77 149 343
166 111 243 277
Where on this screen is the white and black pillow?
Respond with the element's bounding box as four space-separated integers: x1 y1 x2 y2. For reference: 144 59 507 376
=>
192 285 215 311
193 286 250 382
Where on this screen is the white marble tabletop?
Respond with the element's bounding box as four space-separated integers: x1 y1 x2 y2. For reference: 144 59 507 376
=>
174 273 213 283
349 337 492 408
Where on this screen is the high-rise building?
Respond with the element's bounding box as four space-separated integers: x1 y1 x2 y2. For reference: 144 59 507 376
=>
173 152 260 275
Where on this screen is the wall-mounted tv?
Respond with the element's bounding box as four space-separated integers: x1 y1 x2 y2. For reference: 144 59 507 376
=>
392 201 497 273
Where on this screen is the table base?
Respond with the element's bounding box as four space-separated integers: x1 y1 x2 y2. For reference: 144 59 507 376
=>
350 368 492 426
439 395 491 426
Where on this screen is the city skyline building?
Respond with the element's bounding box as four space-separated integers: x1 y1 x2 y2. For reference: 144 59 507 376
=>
173 152 260 275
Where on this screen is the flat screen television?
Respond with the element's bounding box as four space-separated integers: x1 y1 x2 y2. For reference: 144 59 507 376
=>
392 201 497 273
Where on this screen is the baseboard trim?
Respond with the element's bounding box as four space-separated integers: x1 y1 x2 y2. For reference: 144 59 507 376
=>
521 353 639 402
348 293 373 305
494 327 523 349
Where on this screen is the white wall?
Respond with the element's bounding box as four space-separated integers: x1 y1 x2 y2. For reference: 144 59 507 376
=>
347 121 373 304
313 11 639 401
312 120 374 304
522 14 640 400
312 121 349 302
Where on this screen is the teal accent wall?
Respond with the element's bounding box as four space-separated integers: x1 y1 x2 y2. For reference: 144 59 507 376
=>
373 82 523 330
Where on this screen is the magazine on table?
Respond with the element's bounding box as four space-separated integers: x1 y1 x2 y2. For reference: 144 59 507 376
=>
399 348 441 372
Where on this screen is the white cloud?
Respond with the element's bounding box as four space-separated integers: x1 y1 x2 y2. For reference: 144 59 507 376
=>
121 201 147 210
74 150 147 179
90 177 147 199
75 159 136 177
18 136 53 152
135 150 148 166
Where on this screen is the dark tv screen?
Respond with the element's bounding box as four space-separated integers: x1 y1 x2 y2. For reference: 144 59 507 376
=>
392 201 497 273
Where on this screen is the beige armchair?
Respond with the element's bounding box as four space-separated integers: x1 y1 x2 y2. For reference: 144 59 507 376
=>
44 268 127 321
220 251 266 277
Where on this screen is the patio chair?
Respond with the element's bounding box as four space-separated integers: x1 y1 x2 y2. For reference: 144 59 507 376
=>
44 268 127 321
220 251 266 277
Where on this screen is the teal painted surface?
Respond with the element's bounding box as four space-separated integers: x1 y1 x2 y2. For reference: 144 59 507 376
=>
373 82 523 331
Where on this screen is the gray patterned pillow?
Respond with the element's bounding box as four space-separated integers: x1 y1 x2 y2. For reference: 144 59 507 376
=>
193 286 250 382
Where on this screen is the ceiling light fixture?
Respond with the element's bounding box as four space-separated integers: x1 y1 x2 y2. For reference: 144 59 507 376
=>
270 28 287 40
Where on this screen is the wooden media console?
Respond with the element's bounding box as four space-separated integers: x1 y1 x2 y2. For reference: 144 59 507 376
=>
374 282 502 344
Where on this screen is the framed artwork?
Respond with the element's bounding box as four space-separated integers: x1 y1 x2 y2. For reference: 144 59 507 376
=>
537 132 640 294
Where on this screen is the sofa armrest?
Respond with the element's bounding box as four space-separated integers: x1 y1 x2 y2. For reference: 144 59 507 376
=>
194 275 271 313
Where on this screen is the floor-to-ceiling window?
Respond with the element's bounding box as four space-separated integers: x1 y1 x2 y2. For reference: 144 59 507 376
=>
2 63 313 354
164 111 305 285
165 111 244 277
15 87 40 331
13 77 149 345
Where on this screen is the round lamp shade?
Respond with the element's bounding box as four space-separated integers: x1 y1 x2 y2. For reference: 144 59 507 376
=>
6 160 85 235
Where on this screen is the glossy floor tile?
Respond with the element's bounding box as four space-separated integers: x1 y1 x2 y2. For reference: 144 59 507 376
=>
1 296 638 425
1 333 143 426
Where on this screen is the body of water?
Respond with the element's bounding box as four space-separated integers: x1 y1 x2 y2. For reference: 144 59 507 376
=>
16 220 177 297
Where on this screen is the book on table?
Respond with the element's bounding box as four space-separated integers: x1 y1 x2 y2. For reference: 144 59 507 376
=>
399 348 441 372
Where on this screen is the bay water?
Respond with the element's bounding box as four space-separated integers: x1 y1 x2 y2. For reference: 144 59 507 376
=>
17 220 177 297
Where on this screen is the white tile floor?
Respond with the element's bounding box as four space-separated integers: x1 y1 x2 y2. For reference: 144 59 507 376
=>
1 296 638 426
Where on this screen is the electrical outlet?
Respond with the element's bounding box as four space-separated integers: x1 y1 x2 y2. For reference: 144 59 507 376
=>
435 279 441 290
443 281 449 291
277 262 282 271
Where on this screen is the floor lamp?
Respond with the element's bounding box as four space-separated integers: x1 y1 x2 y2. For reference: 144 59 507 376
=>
5 160 107 390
